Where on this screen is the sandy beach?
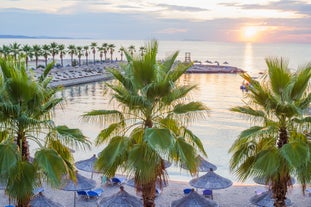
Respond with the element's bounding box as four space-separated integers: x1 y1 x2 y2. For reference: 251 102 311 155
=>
1 170 310 207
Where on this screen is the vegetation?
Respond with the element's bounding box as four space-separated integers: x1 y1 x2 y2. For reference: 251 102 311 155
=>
229 57 311 207
0 57 90 207
83 40 209 207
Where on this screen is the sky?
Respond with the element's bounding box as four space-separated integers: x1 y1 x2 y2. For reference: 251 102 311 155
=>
1 0 311 43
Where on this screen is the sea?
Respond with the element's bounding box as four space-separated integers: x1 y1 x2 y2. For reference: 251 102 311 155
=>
1 39 311 184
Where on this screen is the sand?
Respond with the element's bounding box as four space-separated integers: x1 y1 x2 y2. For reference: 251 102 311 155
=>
1 170 310 207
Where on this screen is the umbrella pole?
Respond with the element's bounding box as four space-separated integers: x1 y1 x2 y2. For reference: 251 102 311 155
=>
91 171 94 179
74 191 76 207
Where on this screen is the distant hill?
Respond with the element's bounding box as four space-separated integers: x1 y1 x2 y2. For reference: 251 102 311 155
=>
0 35 73 39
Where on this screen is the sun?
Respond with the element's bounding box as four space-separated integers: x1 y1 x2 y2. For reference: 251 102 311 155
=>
243 26 260 42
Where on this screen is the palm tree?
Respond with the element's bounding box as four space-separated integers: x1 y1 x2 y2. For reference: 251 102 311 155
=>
41 44 50 67
139 46 146 57
0 58 90 207
229 57 311 207
102 43 108 61
97 46 104 63
0 45 10 59
50 42 58 63
67 45 76 66
83 46 89 65
32 45 42 69
118 47 125 61
128 45 136 56
76 46 83 66
58 44 66 67
108 44 115 62
83 40 208 207
9 42 21 60
21 44 33 69
90 42 97 64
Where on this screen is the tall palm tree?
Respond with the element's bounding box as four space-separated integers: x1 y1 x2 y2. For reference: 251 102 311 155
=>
83 40 208 207
108 44 115 62
0 58 90 207
58 44 66 67
102 43 108 61
139 46 146 57
9 42 21 60
90 42 97 64
229 57 311 207
67 45 76 66
118 47 125 61
50 42 58 63
21 44 33 69
0 45 10 59
32 45 42 69
41 44 50 67
76 46 83 66
128 45 136 56
97 46 104 62
83 46 89 65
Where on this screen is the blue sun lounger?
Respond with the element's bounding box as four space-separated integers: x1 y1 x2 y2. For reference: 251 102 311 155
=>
111 177 126 185
87 187 104 199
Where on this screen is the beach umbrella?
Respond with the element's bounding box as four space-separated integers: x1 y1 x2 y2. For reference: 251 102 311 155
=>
181 155 217 172
97 186 143 207
171 190 219 207
75 154 99 179
253 176 296 186
223 61 229 64
250 190 292 207
189 169 232 190
30 194 64 207
60 172 96 207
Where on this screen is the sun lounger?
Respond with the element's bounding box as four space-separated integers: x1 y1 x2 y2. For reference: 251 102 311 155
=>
183 188 192 195
87 187 104 199
203 189 213 199
111 177 126 185
77 190 89 200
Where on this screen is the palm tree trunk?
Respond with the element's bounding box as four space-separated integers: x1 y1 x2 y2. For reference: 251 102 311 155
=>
272 175 289 207
141 182 156 207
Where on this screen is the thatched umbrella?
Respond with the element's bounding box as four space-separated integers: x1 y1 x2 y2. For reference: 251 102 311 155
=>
171 190 219 207
250 190 292 207
60 172 96 207
253 176 296 186
164 160 172 168
97 186 143 207
181 155 217 172
189 169 232 190
30 194 64 207
75 154 99 179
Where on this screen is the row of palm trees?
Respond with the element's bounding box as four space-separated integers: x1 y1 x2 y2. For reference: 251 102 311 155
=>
1 40 311 207
0 42 147 69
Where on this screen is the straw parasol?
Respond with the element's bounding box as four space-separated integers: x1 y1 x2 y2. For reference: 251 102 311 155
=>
250 190 292 207
189 169 232 190
253 176 296 186
75 154 99 179
181 155 217 172
30 194 64 207
171 190 219 207
60 172 96 207
97 186 143 207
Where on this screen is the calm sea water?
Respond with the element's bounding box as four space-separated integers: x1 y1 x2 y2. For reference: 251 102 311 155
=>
1 39 311 183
